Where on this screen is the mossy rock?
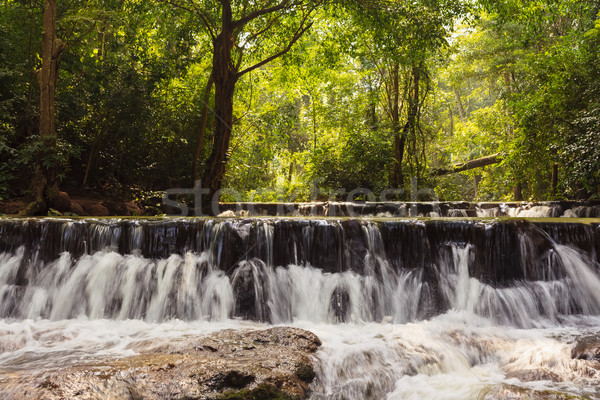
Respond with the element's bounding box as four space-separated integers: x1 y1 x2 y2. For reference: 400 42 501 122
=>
294 362 316 383
214 383 296 400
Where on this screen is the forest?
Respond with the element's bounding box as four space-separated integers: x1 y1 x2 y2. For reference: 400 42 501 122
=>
1 0 599 215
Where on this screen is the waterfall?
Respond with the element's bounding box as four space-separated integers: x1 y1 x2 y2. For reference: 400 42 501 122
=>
1 217 600 399
1 218 599 326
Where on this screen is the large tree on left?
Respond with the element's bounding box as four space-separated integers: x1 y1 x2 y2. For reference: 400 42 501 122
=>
22 0 66 216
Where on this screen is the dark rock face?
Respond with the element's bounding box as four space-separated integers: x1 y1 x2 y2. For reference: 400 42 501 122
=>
0 327 321 400
207 371 256 390
330 285 350 323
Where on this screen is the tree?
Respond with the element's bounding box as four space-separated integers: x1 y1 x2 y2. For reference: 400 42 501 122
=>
344 0 466 190
21 0 64 215
162 0 318 207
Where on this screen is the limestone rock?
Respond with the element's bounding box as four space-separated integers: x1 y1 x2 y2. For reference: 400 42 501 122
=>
572 336 600 361
0 327 321 400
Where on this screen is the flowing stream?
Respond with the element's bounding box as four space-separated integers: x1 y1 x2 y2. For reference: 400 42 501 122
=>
1 217 600 399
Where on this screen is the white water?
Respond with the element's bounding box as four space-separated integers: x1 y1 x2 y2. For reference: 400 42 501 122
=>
2 219 600 399
0 315 599 399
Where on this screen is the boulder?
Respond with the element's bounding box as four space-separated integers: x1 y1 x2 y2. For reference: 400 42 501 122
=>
0 327 321 400
83 203 110 216
572 336 600 361
69 200 85 216
48 191 71 212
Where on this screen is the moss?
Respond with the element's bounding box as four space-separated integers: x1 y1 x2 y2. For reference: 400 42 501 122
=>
214 383 296 400
294 362 316 383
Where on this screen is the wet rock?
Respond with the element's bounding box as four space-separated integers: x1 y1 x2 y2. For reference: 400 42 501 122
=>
83 203 110 216
572 336 600 361
294 362 316 383
484 384 589 399
0 327 321 400
104 200 143 216
212 383 296 400
330 285 350 323
69 200 85 216
232 261 262 320
48 191 71 212
207 370 255 390
506 369 561 382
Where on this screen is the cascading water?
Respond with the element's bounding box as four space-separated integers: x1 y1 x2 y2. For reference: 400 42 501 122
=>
1 217 600 399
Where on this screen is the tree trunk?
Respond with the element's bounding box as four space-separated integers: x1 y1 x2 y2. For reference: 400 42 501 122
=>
22 0 64 216
433 153 503 176
551 163 559 197
396 64 421 186
202 22 238 206
192 74 214 184
513 182 524 201
453 86 466 122
39 0 62 139
390 62 404 188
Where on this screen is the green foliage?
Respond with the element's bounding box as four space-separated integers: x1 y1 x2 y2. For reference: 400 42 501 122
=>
1 0 599 204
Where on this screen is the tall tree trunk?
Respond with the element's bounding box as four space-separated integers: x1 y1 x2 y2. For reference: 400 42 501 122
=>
39 0 62 139
22 0 64 216
513 182 524 201
202 21 237 206
551 163 559 197
390 62 403 188
453 85 466 122
192 74 214 184
396 64 421 187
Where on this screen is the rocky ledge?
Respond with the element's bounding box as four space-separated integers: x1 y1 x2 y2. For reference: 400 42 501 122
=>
0 327 321 400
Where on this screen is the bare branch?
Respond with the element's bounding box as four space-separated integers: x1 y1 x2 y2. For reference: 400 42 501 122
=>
233 0 291 29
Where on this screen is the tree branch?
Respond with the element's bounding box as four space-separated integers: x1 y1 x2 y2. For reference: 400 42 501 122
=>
233 0 291 29
433 153 504 176
162 0 216 40
237 19 312 77
240 12 283 49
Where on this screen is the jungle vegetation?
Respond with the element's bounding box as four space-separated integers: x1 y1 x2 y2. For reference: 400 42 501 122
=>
1 0 599 213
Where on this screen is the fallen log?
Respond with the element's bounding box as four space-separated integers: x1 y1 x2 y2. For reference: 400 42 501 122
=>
433 153 503 176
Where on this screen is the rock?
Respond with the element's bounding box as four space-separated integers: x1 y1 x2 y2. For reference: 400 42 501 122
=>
48 191 71 212
572 336 600 361
69 200 85 216
0 327 321 400
103 200 143 216
330 285 350 323
124 201 142 216
83 203 110 216
212 383 296 400
506 369 561 382
218 210 236 217
484 384 589 400
207 370 255 390
0 199 25 215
